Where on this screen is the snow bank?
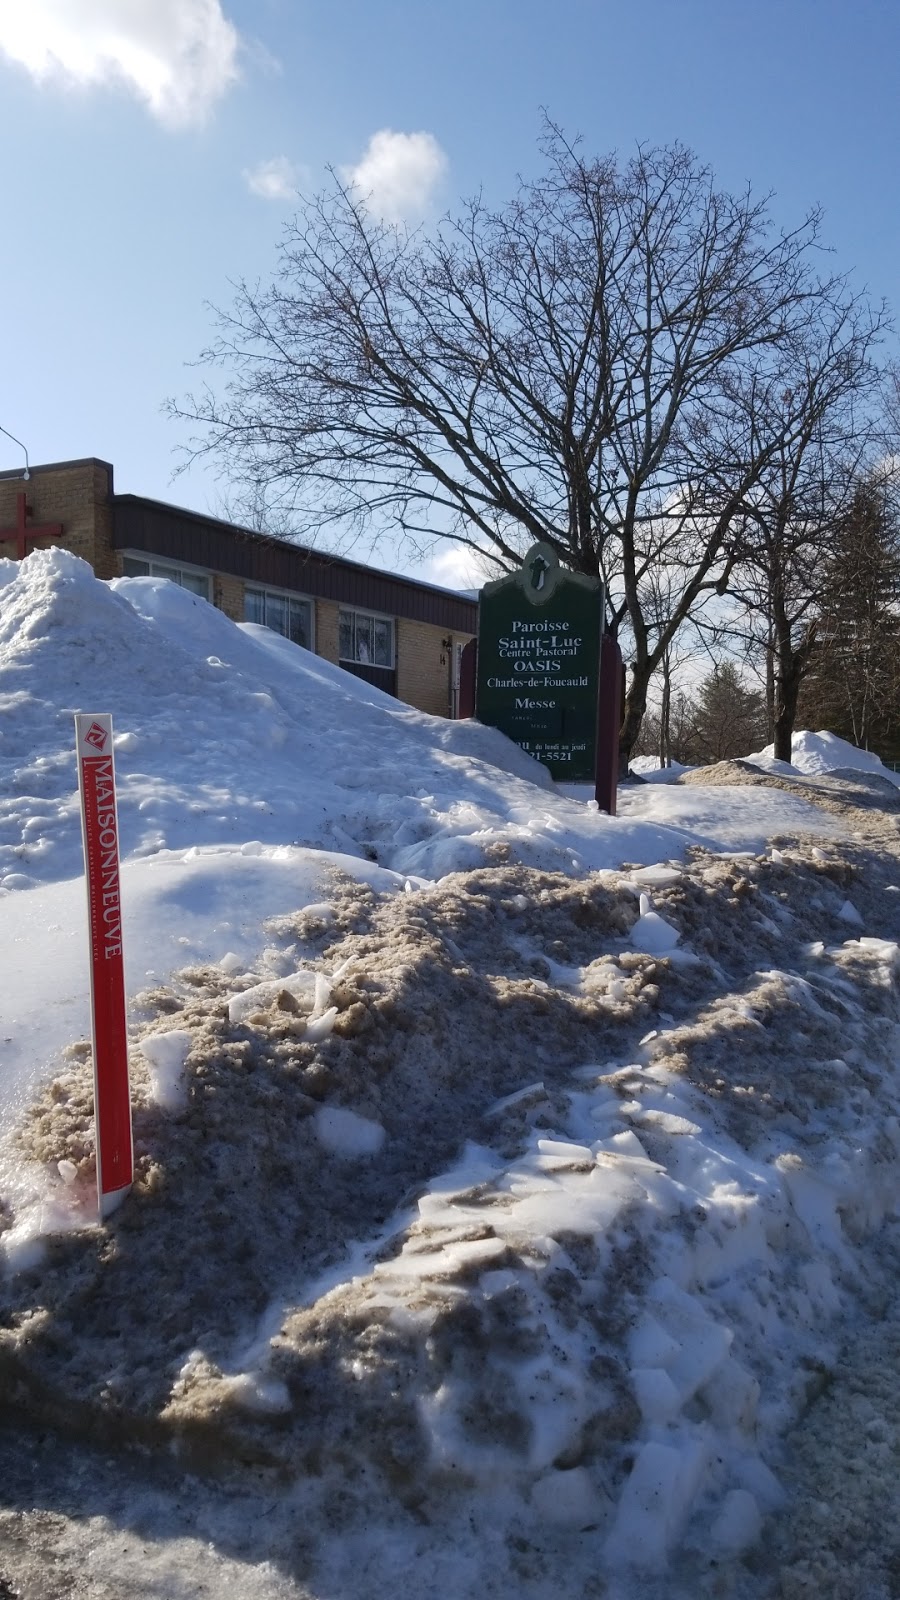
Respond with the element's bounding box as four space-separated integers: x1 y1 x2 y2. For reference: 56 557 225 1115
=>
0 552 851 909
746 729 900 785
5 836 900 1591
3 550 900 1597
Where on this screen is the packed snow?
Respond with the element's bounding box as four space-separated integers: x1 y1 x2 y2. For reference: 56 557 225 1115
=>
746 728 900 784
2 548 900 1599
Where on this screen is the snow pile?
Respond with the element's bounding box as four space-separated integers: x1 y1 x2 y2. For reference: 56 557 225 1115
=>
629 756 694 783
0 545 706 896
747 729 900 785
0 549 839 1122
4 832 900 1593
2 550 900 1597
200 910 899 1578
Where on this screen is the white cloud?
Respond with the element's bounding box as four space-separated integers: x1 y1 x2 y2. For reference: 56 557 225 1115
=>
342 129 448 223
243 156 304 202
0 0 240 128
416 541 490 593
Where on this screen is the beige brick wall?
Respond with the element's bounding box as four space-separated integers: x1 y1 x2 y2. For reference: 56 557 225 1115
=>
88 463 119 579
396 618 471 717
315 599 340 663
214 573 245 621
0 460 113 573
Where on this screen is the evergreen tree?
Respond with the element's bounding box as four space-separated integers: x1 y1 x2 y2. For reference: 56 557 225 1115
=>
685 661 768 764
634 659 768 767
799 479 900 756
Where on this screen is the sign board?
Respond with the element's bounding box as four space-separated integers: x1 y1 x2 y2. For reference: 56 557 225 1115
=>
75 714 133 1218
475 544 605 780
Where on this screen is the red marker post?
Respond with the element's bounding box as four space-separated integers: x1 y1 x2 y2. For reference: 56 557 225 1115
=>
75 714 133 1218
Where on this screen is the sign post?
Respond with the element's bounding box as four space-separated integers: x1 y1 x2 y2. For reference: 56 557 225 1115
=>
74 714 133 1218
475 543 605 782
595 632 624 815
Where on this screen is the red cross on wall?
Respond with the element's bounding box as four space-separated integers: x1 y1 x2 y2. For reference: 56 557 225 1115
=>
0 491 64 560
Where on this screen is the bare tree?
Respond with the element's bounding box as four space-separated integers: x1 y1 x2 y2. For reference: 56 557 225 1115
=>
631 561 717 767
171 128 865 760
714 298 890 762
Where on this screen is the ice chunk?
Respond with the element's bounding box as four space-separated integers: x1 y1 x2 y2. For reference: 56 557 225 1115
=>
228 1371 292 1414
837 899 863 926
520 1359 589 1470
858 936 900 961
776 1158 843 1250
375 1236 506 1282
648 1279 734 1401
507 1162 639 1239
478 1268 522 1298
634 1109 701 1137
700 1358 760 1429
305 1005 338 1041
531 1467 605 1528
595 1129 653 1162
535 1138 594 1169
629 1315 681 1370
629 865 683 888
605 1437 708 1569
537 1138 593 1161
485 1081 546 1116
314 1105 386 1158
631 1367 681 1423
312 972 332 1015
630 895 681 953
1 1216 47 1272
710 1489 761 1552
733 1454 786 1510
228 969 317 1024
140 1029 192 1111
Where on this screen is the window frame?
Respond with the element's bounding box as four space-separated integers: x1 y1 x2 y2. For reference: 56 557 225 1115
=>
338 607 395 670
244 583 315 651
120 551 212 601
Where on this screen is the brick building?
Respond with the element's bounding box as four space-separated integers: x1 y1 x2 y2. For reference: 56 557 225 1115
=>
0 458 477 717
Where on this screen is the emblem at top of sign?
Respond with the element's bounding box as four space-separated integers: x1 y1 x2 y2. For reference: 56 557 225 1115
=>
483 542 601 608
85 721 109 752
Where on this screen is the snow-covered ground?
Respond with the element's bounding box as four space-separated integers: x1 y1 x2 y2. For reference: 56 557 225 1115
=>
2 549 900 1599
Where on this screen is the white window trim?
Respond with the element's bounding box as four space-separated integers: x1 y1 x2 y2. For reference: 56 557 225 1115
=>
244 583 315 651
120 549 212 599
338 607 396 670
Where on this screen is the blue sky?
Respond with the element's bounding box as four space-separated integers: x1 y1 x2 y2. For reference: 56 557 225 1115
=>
1 0 898 585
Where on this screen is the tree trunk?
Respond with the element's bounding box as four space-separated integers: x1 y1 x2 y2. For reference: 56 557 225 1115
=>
772 694 798 764
619 672 649 775
772 617 817 764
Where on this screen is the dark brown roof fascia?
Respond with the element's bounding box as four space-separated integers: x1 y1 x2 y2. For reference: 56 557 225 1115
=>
112 494 478 633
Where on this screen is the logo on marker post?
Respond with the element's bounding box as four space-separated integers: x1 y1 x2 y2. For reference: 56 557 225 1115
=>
84 722 109 752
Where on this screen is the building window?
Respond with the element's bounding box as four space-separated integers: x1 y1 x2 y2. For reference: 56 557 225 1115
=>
245 586 312 649
339 609 394 668
122 555 210 600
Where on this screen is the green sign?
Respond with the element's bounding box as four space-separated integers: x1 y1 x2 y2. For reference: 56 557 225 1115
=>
475 543 604 781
